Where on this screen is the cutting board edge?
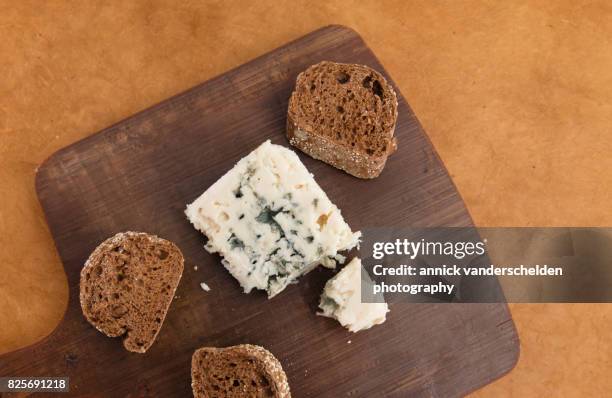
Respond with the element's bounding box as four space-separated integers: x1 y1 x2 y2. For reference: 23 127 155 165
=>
32 24 361 188
464 319 521 396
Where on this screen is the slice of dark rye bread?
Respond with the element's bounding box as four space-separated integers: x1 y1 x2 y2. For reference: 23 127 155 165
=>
79 232 184 353
192 345 291 398
287 61 399 179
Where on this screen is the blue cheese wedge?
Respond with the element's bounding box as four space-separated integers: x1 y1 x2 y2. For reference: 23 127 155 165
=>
185 140 361 298
319 257 389 332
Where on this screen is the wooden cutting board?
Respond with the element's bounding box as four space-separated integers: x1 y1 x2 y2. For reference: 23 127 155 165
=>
0 25 518 397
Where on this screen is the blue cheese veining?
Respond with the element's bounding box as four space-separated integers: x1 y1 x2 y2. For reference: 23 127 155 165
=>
185 140 361 298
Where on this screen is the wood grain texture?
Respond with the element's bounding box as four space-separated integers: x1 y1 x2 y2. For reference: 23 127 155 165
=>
0 26 518 397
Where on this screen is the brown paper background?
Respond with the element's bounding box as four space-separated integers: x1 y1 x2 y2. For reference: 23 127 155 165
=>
1 1 610 396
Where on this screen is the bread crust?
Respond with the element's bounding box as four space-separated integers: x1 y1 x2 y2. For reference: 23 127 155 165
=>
287 61 398 179
79 231 184 353
192 344 291 398
287 113 392 178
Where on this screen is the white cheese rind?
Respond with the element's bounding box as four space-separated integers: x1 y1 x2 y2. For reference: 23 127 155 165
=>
319 257 389 332
185 140 361 298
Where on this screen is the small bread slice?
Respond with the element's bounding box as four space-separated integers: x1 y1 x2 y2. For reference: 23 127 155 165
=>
79 232 184 353
191 345 291 398
287 61 398 179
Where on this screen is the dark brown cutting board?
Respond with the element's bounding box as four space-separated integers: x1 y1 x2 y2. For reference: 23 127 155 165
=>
0 25 518 397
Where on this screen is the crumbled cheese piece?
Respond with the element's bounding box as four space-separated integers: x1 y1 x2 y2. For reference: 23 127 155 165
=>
319 257 389 332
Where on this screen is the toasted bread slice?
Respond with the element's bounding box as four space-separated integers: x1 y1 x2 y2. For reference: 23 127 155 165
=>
287 61 398 178
192 344 291 398
79 232 184 353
